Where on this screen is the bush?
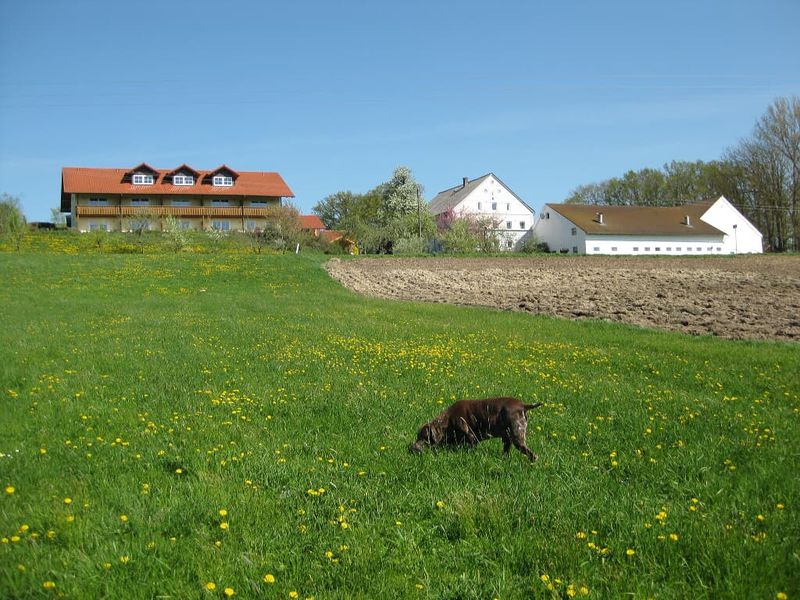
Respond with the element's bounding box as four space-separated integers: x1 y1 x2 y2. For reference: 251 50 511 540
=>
392 237 427 255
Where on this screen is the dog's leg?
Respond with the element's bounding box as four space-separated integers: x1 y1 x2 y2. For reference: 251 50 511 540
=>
510 416 538 462
457 417 480 447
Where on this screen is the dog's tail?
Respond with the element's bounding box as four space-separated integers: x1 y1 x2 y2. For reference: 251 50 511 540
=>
523 402 544 411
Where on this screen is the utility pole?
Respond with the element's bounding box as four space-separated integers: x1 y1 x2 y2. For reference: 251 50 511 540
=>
417 185 422 238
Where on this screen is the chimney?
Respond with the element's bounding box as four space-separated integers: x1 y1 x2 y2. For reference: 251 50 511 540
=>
596 212 604 224
462 176 469 188
685 215 692 227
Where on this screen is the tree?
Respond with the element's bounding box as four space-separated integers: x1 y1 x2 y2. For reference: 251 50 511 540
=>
0 194 27 251
724 96 800 251
313 166 429 254
50 207 67 228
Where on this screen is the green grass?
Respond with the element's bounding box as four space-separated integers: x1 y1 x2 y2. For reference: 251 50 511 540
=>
1 252 798 599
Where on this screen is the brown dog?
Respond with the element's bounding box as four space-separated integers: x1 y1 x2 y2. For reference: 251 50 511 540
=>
410 397 543 461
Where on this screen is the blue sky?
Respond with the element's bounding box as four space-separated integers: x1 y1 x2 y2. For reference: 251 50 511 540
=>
1 0 798 222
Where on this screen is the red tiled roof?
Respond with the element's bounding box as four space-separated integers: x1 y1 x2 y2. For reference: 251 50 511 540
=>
61 166 294 211
298 215 325 230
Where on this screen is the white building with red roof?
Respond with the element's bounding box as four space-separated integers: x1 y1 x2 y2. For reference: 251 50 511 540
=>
61 163 294 233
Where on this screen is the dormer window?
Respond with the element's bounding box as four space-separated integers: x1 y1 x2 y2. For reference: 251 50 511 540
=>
173 175 194 186
213 175 234 187
132 173 154 185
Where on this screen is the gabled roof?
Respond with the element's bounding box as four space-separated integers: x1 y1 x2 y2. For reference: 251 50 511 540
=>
126 162 160 175
166 164 201 177
61 166 294 210
208 165 240 178
428 173 534 215
298 215 325 230
545 203 725 237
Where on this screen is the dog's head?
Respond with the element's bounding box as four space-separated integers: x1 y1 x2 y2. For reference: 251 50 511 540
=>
409 422 444 453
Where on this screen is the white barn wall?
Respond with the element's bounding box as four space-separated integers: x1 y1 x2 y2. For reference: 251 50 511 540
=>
457 177 533 249
700 196 763 254
532 206 585 253
584 236 725 255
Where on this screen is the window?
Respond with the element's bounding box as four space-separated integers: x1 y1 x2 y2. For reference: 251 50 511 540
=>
716 247 722 252
173 175 194 186
655 247 661 252
250 200 267 207
491 202 497 211
245 220 258 231
171 200 191 207
611 247 618 252
571 227 577 236
707 246 713 251
696 247 702 251
633 247 639 252
477 202 482 210
132 173 154 185
211 220 230 231
506 203 510 211
593 247 600 252
545 212 550 219
178 221 191 230
506 240 513 249
212 200 229 207
130 198 149 206
506 221 512 229
88 197 108 205
666 247 672 252
676 247 682 251
572 246 578 253
520 221 525 229
644 247 651 252
89 222 108 231
213 175 234 186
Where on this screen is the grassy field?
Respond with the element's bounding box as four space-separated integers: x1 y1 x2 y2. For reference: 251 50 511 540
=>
1 252 798 599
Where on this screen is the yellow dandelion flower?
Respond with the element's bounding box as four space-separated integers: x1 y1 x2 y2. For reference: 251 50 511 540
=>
220 522 229 530
436 501 445 509
119 515 128 523
579 586 589 596
223 588 235 597
43 581 56 589
626 548 636 556
290 592 299 599
63 497 72 505
776 593 787 600
776 503 784 510
219 509 228 517
263 574 276 584
669 533 679 541
205 582 217 591
5 485 15 494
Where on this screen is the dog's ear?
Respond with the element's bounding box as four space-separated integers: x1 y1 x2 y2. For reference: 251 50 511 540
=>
416 424 432 445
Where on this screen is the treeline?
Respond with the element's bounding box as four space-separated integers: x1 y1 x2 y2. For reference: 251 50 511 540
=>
565 96 799 252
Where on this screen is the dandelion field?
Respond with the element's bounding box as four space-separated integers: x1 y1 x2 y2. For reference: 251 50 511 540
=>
1 252 798 599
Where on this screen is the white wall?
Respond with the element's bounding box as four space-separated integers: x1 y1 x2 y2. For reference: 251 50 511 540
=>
532 206 585 253
456 176 534 249
700 196 763 254
584 236 725 255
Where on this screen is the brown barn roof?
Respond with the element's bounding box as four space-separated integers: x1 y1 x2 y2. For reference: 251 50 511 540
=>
61 165 294 211
546 203 724 237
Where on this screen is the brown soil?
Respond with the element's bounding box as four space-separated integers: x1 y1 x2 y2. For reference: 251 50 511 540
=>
325 255 800 342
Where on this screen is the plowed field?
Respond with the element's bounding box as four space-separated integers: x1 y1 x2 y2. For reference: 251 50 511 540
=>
326 255 800 341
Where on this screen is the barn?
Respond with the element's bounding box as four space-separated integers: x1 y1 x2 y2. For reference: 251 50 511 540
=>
532 196 762 255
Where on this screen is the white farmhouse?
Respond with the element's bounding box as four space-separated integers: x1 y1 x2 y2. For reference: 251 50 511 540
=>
532 196 762 255
429 173 535 250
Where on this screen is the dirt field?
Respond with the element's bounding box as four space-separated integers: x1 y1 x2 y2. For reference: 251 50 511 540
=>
325 255 800 342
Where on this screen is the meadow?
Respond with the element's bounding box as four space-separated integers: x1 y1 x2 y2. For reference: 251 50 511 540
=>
1 250 798 599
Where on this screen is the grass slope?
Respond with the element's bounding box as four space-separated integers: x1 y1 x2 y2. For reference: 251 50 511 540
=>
1 253 798 599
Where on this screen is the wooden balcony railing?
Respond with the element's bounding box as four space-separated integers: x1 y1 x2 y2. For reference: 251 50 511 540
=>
76 206 273 218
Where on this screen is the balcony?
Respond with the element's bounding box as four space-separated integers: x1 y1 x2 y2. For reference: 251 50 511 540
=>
76 206 272 218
